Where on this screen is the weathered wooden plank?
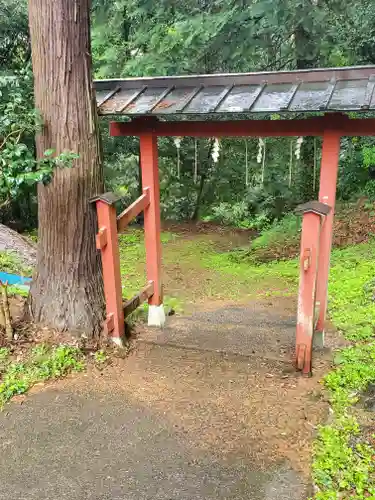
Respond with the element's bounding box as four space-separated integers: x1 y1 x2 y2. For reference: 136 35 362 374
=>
117 188 150 233
123 281 155 318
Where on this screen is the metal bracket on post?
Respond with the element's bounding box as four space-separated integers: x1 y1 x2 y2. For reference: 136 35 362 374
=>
295 201 331 376
90 192 125 345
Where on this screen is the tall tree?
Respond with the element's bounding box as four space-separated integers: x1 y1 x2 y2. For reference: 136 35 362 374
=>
28 0 105 336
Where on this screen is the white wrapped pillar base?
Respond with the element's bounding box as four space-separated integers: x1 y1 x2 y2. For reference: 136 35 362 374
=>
109 336 125 348
148 304 166 327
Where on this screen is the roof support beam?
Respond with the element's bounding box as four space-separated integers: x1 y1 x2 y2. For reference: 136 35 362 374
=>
110 114 375 138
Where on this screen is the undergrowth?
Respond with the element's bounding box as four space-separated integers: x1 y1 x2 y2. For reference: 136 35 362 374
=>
118 228 299 305
312 242 375 499
0 251 32 277
0 344 84 407
251 214 301 252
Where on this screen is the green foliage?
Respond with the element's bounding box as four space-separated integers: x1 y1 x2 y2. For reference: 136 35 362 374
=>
362 146 375 168
313 418 375 499
204 201 252 228
0 251 32 277
94 349 108 364
328 243 375 341
251 214 300 251
0 344 84 407
312 242 375 499
0 347 10 376
0 68 78 227
6 285 29 297
0 0 29 71
325 344 375 408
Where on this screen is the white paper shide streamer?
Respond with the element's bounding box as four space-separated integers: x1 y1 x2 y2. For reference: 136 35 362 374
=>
211 138 220 163
257 138 266 184
174 136 182 178
295 136 304 160
257 138 265 164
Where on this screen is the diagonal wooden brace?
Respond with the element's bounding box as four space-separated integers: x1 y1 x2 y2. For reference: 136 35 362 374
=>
117 187 150 233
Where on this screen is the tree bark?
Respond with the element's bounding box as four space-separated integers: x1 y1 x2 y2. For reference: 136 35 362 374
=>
28 0 105 336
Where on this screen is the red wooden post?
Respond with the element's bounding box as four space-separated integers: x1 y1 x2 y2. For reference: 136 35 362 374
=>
91 193 125 344
295 202 331 375
139 133 165 326
314 130 341 346
296 213 321 375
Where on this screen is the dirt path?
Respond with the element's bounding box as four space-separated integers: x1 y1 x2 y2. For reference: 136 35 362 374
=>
133 297 338 478
0 294 340 500
0 227 341 499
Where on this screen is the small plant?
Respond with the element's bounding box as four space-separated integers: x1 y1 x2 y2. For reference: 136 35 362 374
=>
0 344 84 407
0 347 10 361
164 296 183 315
0 347 10 376
6 285 29 298
94 349 108 364
362 146 375 168
251 214 301 251
233 214 301 263
208 201 249 227
313 417 375 498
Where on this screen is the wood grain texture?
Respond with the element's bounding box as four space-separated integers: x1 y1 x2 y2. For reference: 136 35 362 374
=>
28 0 105 335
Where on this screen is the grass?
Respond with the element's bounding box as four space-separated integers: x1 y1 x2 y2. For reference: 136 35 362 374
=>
0 344 84 408
311 242 375 499
119 229 375 497
2 225 375 496
0 252 85 409
118 229 298 307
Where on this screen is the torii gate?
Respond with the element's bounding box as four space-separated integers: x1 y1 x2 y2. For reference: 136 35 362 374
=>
91 65 375 375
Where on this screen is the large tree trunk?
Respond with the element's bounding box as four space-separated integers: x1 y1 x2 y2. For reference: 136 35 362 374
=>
28 0 105 336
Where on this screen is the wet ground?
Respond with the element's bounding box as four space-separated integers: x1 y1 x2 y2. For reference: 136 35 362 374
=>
0 297 337 500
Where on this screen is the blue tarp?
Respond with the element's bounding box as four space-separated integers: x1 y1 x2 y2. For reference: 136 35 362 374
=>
0 272 32 286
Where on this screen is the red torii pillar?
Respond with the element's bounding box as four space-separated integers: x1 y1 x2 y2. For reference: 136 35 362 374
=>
295 125 341 374
139 133 165 326
90 131 164 344
314 129 341 347
295 201 331 375
90 192 125 344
